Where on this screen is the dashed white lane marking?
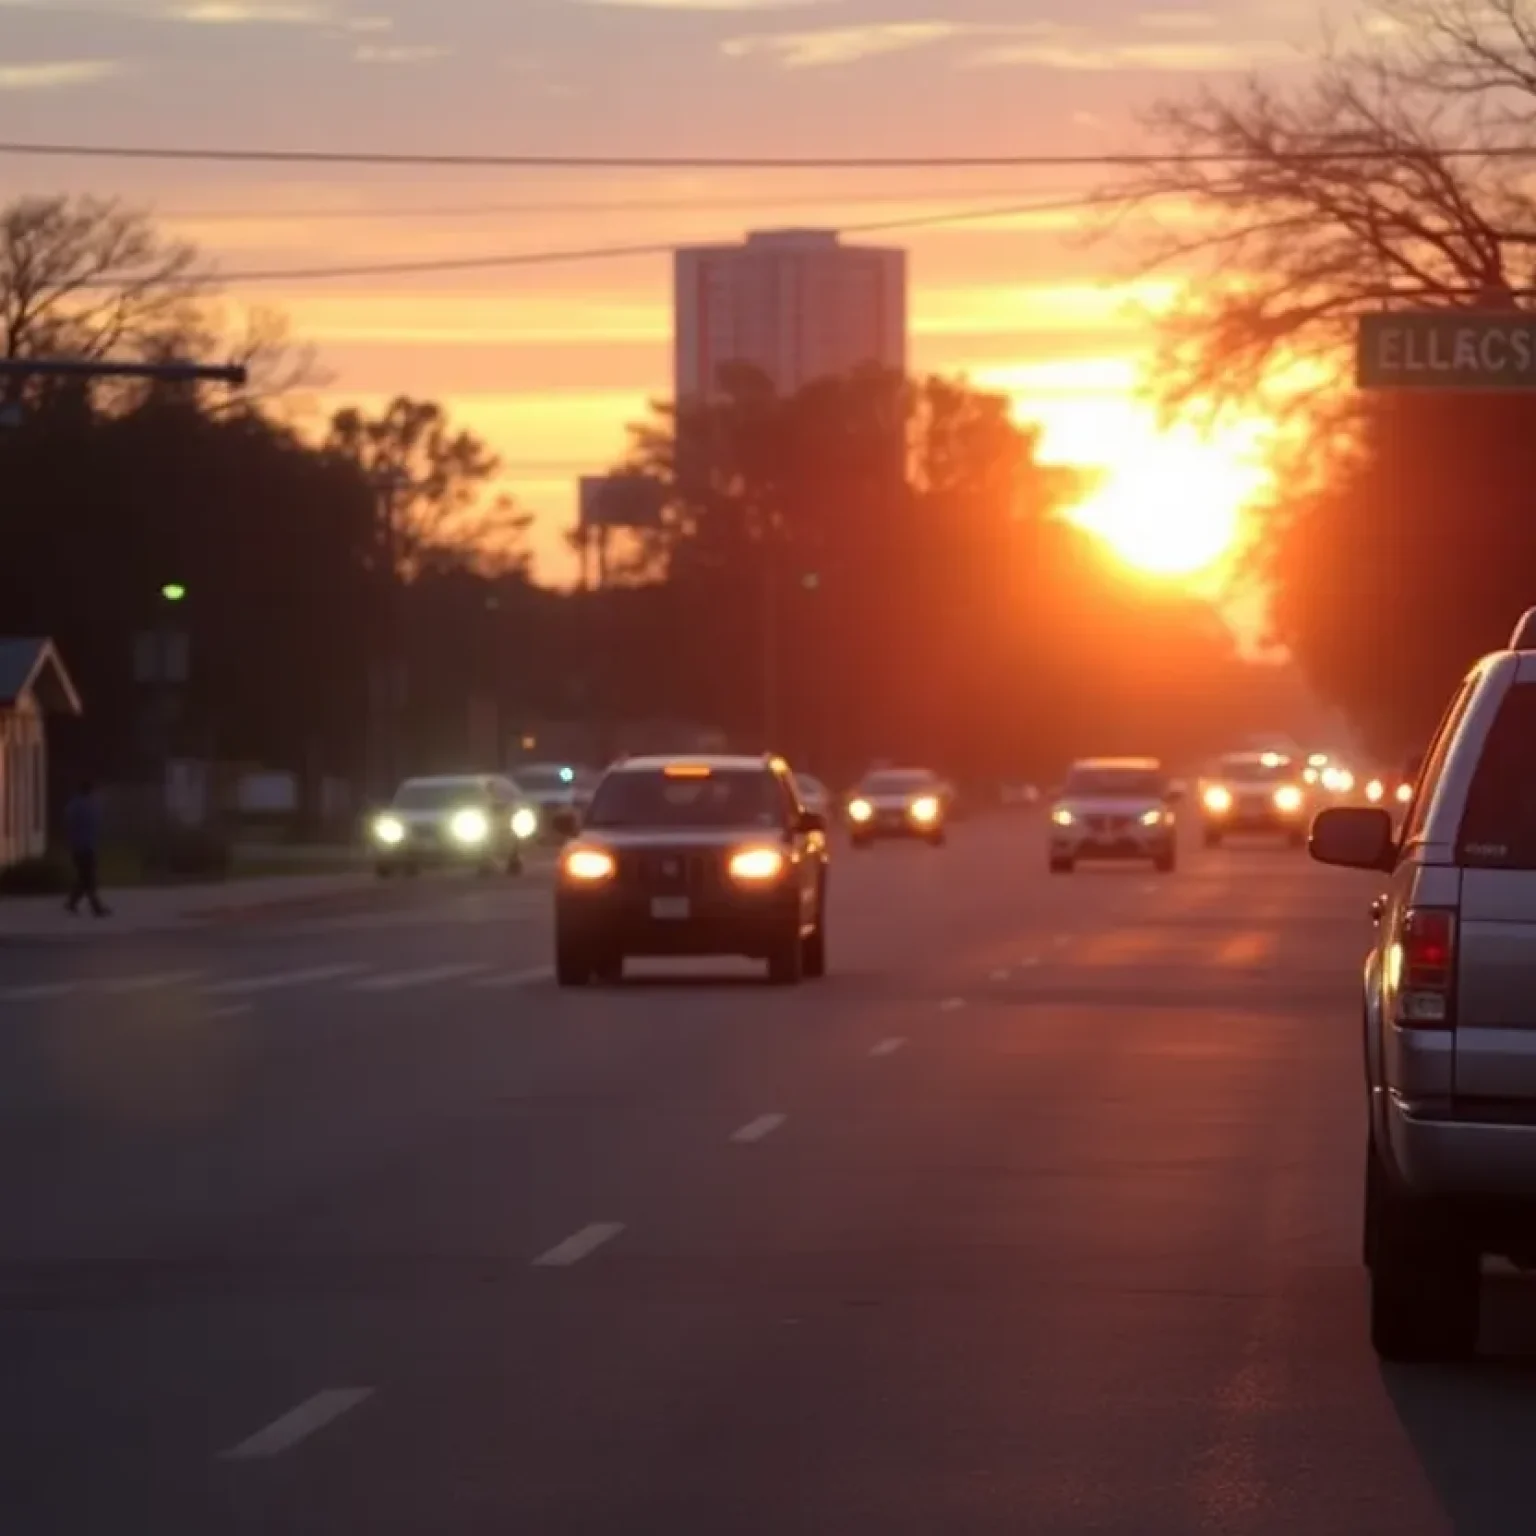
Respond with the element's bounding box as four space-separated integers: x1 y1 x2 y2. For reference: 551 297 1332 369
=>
1051 934 1070 948
220 1388 374 1461
1018 955 1040 968
2 982 76 1000
939 997 966 1011
206 963 365 997
532 1222 625 1267
730 1113 786 1143
1141 881 1158 894
469 965 553 989
870 1036 905 1057
101 970 203 994
207 1003 253 1018
989 968 1010 981
350 962 490 993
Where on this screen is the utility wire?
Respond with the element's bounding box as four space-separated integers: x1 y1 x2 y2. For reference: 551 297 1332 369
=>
2 139 1531 170
154 184 1085 222
193 191 1126 285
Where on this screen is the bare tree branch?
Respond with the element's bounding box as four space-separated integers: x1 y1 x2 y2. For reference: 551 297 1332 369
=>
1088 7 1536 422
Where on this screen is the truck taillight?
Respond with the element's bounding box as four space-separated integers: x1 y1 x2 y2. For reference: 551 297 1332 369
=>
1396 906 1456 1026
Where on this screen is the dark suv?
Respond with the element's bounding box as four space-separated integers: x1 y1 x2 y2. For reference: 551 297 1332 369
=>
553 754 829 987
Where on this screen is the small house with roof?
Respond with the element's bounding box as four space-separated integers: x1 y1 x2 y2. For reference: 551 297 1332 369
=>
0 638 81 867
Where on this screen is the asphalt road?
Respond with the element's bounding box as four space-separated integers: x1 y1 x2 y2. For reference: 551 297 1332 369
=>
0 815 1530 1534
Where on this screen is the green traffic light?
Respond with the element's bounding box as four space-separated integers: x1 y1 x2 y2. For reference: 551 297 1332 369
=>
160 583 186 602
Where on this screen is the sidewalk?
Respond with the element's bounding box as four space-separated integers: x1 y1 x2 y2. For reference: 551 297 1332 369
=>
0 859 555 943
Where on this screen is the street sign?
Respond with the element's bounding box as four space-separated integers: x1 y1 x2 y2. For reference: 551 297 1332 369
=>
1357 311 1536 390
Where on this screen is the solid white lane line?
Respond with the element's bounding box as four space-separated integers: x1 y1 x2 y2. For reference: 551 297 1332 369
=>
730 1113 786 1144
207 1003 253 1018
469 965 553 989
220 1387 374 1460
870 1036 905 1057
100 970 204 994
939 997 966 1011
532 1222 625 1267
1018 955 1040 968
349 962 490 993
2 982 77 1000
206 964 365 996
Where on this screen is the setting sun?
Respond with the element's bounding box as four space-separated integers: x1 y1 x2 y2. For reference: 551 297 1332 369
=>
1063 429 1268 580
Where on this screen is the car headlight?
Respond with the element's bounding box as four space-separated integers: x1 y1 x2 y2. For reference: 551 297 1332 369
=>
449 807 490 845
510 806 538 840
728 845 785 882
1203 786 1232 813
909 795 939 823
1140 808 1165 826
562 846 615 882
372 813 405 845
1051 807 1074 827
1364 779 1384 803
1273 785 1303 813
1395 782 1412 804
848 798 873 822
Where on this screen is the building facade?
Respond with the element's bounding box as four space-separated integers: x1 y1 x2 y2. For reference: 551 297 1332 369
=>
674 229 907 401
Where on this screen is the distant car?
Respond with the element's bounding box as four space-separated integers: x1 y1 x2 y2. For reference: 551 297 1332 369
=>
553 753 829 986
1048 756 1178 873
513 761 598 837
794 772 832 819
845 767 950 847
1198 751 1311 847
369 774 537 876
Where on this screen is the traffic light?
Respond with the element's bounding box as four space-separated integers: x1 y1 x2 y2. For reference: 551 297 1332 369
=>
160 582 186 602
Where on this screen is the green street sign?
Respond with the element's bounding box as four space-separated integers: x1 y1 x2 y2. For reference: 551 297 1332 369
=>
1357 311 1536 390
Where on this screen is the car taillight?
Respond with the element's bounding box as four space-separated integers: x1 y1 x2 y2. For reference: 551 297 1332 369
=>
1395 906 1456 1026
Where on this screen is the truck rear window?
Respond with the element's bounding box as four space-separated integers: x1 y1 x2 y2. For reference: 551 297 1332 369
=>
1457 683 1536 867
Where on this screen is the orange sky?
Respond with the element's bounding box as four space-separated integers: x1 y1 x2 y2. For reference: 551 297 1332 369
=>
1 0 1323 591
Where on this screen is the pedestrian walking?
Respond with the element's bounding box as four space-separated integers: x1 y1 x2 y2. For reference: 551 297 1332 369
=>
62 779 110 917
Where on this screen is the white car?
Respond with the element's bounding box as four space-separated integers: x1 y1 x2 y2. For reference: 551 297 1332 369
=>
1048 757 1179 873
369 774 538 876
512 762 598 837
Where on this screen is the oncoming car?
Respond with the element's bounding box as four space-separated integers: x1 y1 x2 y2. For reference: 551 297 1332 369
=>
369 774 537 876
553 755 829 986
845 767 950 847
1048 757 1178 873
1198 751 1310 848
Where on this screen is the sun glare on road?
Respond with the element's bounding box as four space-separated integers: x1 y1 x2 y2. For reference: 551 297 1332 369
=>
1066 428 1267 580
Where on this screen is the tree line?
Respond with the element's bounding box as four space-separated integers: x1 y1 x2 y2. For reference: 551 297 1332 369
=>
1 193 1317 820
1092 0 1536 757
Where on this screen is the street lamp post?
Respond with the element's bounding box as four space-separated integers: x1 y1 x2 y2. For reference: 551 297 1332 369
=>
370 467 411 795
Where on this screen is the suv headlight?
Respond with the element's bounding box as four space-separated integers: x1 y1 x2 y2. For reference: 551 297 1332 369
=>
373 813 405 845
848 797 873 822
1202 786 1232 813
729 845 785 882
1051 808 1074 827
1140 808 1164 826
1273 785 1303 813
909 795 939 823
510 806 538 840
449 807 490 845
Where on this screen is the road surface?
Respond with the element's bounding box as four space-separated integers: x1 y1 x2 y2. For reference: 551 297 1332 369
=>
0 817 1526 1534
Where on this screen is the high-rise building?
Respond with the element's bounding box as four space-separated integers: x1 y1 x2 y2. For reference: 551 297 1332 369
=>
673 229 907 401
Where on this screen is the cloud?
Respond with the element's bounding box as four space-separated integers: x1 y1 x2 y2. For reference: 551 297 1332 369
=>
164 0 328 19
354 42 452 63
966 36 1296 70
0 58 125 88
722 21 960 67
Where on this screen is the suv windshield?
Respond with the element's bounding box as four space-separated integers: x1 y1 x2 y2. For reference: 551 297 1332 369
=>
862 771 934 793
1063 768 1165 799
393 780 483 809
583 769 787 829
1457 683 1536 866
1219 758 1293 783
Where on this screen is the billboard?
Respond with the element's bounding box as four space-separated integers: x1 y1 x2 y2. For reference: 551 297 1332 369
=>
578 473 666 530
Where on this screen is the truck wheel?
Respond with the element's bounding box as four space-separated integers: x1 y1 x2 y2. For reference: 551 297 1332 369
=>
1203 829 1222 848
767 924 805 986
1153 849 1176 873
1049 857 1074 874
1368 1139 1480 1361
802 900 827 979
554 933 593 988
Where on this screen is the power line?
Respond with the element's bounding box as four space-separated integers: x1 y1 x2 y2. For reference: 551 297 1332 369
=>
154 184 1078 223
193 191 1124 285
3 139 1531 171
